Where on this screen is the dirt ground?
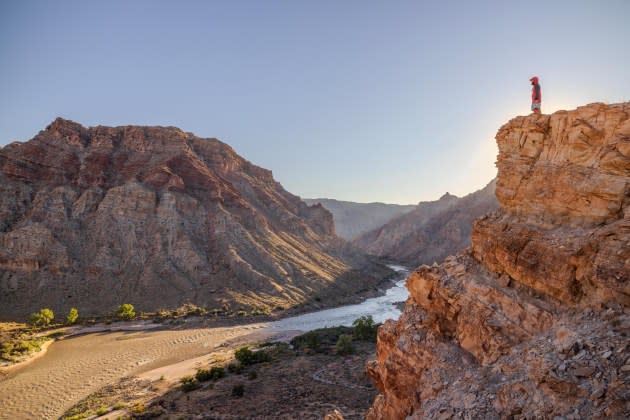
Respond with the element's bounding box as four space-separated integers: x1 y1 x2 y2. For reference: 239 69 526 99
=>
63 337 377 420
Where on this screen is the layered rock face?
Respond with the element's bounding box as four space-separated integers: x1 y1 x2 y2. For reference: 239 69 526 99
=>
367 103 630 419
303 198 416 240
0 119 391 320
353 180 498 266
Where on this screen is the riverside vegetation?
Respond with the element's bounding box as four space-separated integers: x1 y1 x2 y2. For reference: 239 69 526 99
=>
0 307 77 366
0 301 290 368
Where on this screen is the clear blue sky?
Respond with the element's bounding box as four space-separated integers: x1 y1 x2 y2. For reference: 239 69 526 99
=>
1 1 628 204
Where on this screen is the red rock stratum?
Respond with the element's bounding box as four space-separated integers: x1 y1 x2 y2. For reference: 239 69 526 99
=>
0 119 390 320
367 102 630 419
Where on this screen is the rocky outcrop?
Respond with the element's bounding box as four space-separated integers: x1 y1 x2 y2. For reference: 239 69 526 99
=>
0 119 392 320
303 198 415 240
353 180 498 266
367 103 630 419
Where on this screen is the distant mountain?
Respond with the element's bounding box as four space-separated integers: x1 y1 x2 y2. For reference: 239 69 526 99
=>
0 118 392 320
352 179 498 266
303 199 416 240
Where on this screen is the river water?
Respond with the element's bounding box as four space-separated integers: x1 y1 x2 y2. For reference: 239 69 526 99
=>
268 264 410 333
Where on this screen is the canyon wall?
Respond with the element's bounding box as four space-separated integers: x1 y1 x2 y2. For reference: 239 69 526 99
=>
367 103 630 419
303 198 416 241
0 119 391 320
353 180 498 266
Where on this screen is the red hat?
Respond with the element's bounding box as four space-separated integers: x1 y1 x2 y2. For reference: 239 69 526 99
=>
530 76 539 84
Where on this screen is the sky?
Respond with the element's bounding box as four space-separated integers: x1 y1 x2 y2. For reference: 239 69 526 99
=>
1 1 629 204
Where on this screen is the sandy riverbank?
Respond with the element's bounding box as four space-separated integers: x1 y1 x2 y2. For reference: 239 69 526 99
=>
0 321 273 419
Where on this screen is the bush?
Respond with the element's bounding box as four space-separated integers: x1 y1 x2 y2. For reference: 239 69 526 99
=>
132 402 146 414
250 307 268 316
1 342 14 356
290 326 354 353
196 366 224 382
231 384 244 397
66 308 79 325
352 315 379 342
234 346 254 365
30 308 54 327
179 376 200 392
115 304 136 320
234 346 270 366
174 303 207 317
303 331 320 351
209 366 225 379
95 405 109 416
15 340 42 354
335 334 354 355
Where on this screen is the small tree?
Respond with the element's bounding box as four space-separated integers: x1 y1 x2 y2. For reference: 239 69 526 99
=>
235 346 254 365
116 304 136 320
66 308 79 325
30 308 54 327
352 315 378 341
335 334 354 355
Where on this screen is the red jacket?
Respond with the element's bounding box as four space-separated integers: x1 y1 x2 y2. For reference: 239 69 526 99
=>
531 76 541 103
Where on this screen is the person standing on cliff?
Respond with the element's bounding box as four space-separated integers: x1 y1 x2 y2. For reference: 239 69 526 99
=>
530 76 541 114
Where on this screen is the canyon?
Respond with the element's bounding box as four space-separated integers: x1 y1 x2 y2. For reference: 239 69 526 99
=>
367 102 630 419
0 119 391 320
353 179 498 266
303 198 416 240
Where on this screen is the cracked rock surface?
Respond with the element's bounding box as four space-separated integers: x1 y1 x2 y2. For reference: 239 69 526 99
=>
367 102 630 419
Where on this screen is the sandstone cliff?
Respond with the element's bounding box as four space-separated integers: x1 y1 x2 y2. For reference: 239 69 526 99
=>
303 198 415 240
353 180 498 266
367 103 630 419
0 119 391 320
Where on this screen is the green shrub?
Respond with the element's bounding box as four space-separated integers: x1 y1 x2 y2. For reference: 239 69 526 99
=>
209 366 225 379
30 308 54 327
234 346 270 366
179 376 200 392
95 405 109 416
231 384 245 397
195 366 224 382
15 340 42 354
303 331 320 351
237 310 247 317
250 307 268 316
115 304 136 320
290 326 354 352
66 308 79 325
1 342 14 358
234 346 254 365
352 315 379 342
335 334 354 355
